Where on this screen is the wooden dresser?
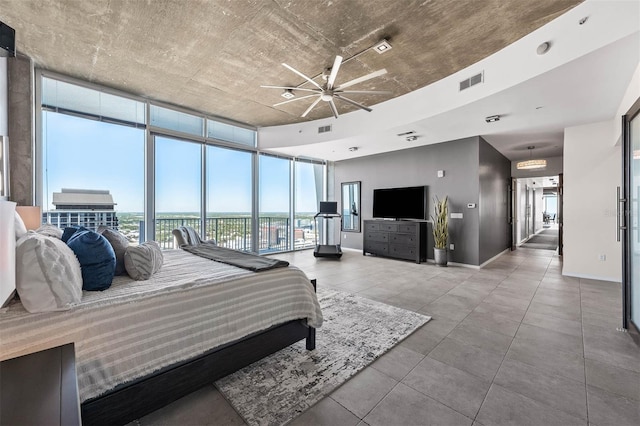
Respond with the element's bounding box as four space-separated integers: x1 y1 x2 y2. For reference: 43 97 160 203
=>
363 220 427 264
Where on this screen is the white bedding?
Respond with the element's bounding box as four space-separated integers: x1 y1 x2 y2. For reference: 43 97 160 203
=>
0 249 322 402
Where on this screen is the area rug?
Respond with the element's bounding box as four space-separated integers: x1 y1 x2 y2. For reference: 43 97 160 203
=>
521 228 558 250
215 289 430 426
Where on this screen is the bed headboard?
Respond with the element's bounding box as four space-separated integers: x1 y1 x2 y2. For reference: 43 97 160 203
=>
0 200 16 308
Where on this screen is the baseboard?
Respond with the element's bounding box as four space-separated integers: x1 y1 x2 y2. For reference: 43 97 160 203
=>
561 271 622 283
447 261 480 270
423 248 510 270
478 249 510 268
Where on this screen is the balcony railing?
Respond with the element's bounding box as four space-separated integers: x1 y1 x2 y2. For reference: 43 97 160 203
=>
154 216 317 253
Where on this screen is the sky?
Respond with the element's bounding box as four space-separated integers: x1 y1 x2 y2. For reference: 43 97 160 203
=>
43 112 321 214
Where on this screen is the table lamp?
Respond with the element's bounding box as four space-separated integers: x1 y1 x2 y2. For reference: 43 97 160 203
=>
16 205 42 230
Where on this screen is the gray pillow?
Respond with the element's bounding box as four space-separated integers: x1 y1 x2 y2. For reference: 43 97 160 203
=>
124 241 163 281
98 226 130 276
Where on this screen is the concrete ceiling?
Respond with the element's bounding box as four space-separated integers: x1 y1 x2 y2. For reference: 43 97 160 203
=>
0 0 582 128
259 0 640 161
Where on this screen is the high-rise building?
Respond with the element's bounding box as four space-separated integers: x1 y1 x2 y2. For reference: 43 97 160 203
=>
44 188 118 231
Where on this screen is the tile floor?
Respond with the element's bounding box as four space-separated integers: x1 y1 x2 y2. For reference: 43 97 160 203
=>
137 247 639 426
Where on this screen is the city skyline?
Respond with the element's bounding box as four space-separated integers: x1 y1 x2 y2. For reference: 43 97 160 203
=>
43 112 322 214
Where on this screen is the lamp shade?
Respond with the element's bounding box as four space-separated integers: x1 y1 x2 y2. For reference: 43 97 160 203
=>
16 206 42 230
516 159 547 170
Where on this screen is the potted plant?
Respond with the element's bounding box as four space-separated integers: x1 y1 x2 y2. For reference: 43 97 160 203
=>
431 196 448 266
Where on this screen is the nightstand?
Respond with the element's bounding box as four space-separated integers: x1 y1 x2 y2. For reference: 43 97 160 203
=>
0 343 81 425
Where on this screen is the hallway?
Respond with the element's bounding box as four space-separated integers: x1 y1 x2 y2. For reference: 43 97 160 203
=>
521 227 559 251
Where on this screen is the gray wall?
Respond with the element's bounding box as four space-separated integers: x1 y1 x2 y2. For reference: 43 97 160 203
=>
478 137 511 264
334 136 512 266
335 137 481 265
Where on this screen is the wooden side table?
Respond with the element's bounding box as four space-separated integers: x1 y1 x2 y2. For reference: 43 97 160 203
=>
0 343 81 425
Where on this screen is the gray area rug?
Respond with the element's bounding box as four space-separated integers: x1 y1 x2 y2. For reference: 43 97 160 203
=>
215 289 430 426
522 228 558 250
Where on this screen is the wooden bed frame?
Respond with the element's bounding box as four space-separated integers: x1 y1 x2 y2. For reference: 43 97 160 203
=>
81 279 317 426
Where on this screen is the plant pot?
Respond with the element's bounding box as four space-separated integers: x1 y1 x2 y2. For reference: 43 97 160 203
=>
434 247 448 266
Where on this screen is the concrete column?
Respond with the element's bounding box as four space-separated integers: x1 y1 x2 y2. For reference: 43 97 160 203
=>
7 55 33 206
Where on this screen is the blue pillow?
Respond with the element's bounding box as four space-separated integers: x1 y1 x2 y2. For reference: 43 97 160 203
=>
66 228 116 291
61 225 81 243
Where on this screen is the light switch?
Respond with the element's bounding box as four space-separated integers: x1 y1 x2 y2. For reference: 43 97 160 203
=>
437 170 445 178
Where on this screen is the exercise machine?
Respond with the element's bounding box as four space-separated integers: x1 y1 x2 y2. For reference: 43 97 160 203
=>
313 201 342 259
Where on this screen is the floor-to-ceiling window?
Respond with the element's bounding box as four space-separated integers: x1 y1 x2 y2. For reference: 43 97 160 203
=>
206 146 253 251
40 77 145 243
154 136 202 248
38 72 326 254
259 154 291 253
294 159 324 249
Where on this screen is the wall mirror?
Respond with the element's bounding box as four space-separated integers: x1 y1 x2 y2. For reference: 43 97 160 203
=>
341 181 361 232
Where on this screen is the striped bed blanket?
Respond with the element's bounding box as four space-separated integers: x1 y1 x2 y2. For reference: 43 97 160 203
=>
0 250 322 402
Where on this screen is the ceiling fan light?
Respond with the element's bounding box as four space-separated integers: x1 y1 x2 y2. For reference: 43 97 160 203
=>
281 89 295 99
320 93 333 102
516 159 547 170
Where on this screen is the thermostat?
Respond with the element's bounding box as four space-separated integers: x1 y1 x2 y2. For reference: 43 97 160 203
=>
467 203 477 208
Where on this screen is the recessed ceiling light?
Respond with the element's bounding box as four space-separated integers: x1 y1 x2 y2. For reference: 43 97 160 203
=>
373 40 392 54
348 146 358 152
579 16 589 25
397 130 415 136
536 41 551 55
281 89 295 99
485 115 500 123
406 135 418 142
535 106 544 110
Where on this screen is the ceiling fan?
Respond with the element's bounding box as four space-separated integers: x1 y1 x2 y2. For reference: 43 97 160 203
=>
261 55 391 118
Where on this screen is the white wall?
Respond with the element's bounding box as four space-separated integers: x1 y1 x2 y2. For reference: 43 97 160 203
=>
563 119 621 282
0 58 7 135
613 61 640 144
534 188 544 234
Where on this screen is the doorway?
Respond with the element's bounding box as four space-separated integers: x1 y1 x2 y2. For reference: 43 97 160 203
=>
513 176 560 251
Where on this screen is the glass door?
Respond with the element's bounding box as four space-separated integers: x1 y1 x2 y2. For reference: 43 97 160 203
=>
154 136 202 248
622 97 640 332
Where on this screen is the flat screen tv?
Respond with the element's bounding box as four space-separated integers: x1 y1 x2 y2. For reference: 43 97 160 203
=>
373 185 427 220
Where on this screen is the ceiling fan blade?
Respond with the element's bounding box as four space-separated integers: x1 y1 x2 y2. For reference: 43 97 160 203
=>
327 55 343 89
260 85 321 94
336 90 392 95
328 99 339 118
334 94 372 112
273 94 318 107
282 63 323 90
301 97 322 118
336 69 387 90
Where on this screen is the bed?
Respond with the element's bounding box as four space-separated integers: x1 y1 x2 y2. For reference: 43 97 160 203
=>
0 248 322 425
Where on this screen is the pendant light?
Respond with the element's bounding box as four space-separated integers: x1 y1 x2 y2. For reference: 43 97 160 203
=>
517 146 547 170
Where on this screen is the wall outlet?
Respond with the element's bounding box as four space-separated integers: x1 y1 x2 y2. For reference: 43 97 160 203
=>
343 234 347 239
449 244 455 251
599 254 606 261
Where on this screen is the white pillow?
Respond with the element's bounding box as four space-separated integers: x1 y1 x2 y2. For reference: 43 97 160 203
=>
14 211 27 240
36 224 63 239
16 232 83 313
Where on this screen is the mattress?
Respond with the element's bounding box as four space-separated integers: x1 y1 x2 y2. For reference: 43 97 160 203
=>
0 250 323 402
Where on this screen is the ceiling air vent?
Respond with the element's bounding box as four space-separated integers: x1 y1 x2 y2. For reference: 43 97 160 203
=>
459 71 484 91
318 125 332 134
